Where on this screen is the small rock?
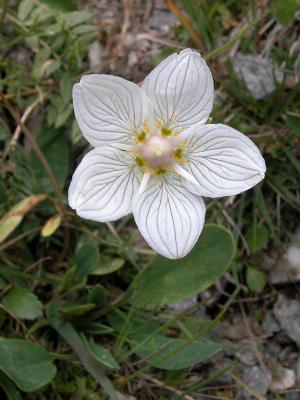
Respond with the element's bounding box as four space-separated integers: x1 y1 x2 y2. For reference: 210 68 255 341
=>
220 314 261 340
169 295 197 312
264 341 282 358
278 346 298 365
88 41 104 69
260 252 278 271
262 311 281 336
127 51 138 67
9 47 31 65
273 294 300 346
234 339 257 366
270 226 300 284
240 366 269 399
297 357 300 382
233 53 283 100
268 367 296 392
148 10 178 35
271 245 300 284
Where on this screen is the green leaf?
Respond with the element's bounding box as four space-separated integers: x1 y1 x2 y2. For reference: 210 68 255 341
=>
132 335 222 370
82 335 120 370
88 284 108 307
60 74 73 105
61 11 92 28
91 257 124 276
30 129 69 191
57 267 86 293
287 113 300 135
44 59 61 78
128 225 235 308
0 371 22 400
273 0 299 25
246 266 266 294
79 322 114 335
18 0 34 21
40 0 77 11
2 287 43 320
0 276 7 289
73 243 100 278
71 120 82 144
245 225 269 253
55 105 73 128
32 49 51 80
0 181 6 207
0 339 56 392
73 24 96 35
62 303 95 316
25 35 39 52
51 319 118 399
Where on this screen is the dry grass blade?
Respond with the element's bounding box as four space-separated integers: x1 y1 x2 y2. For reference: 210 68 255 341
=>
166 0 206 52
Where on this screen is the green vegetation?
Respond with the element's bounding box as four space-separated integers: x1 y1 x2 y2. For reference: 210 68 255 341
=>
0 0 300 398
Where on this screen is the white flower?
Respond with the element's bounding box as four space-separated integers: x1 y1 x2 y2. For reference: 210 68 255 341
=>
68 49 266 259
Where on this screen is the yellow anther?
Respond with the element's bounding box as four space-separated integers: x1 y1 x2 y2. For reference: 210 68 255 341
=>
160 127 172 136
137 130 147 142
135 156 147 170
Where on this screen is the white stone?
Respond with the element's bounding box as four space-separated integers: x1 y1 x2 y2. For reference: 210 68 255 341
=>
88 41 104 68
269 367 296 392
233 53 283 100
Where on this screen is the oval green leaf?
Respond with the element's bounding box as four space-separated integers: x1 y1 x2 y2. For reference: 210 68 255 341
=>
0 339 56 392
2 287 43 320
91 257 124 276
73 243 99 278
62 303 95 316
128 225 235 308
82 335 120 370
246 266 266 294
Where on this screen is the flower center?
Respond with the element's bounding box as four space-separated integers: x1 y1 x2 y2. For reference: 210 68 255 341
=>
140 135 174 169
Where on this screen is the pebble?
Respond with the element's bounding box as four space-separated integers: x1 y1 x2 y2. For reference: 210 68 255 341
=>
169 295 198 312
273 294 300 347
262 311 281 336
268 366 296 392
148 10 178 35
233 53 283 99
271 243 300 285
234 339 257 366
239 366 268 399
88 41 104 69
297 357 300 381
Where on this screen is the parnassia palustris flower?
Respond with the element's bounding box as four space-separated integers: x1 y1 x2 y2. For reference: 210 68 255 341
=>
68 49 266 259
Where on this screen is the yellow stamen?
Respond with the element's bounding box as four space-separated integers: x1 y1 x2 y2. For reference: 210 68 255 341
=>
160 127 172 136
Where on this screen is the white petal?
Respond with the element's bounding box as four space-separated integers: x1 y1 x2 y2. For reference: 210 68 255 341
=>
133 174 206 259
68 147 140 222
181 124 266 198
73 74 154 147
142 48 213 131
138 172 151 194
111 143 135 151
173 162 200 186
